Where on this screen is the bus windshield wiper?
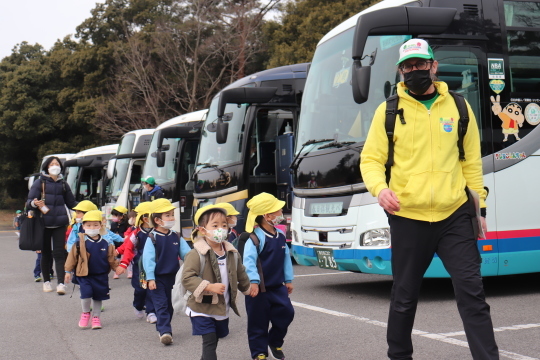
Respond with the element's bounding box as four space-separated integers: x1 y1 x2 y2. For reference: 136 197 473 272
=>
191 162 224 180
290 139 333 171
318 141 361 152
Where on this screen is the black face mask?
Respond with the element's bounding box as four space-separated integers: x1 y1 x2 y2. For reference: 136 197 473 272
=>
403 69 433 95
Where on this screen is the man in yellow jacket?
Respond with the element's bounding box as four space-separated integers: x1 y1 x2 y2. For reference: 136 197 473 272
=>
360 39 499 360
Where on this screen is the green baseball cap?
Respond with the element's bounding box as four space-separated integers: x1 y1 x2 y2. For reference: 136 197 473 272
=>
396 39 434 65
141 175 155 185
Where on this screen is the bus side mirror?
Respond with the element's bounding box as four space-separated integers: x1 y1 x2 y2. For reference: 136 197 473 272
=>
156 151 166 168
216 118 229 144
106 158 116 179
352 61 371 104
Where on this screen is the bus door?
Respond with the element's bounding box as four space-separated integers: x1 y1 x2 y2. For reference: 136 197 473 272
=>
128 159 144 209
177 139 200 239
492 1 540 275
428 41 499 276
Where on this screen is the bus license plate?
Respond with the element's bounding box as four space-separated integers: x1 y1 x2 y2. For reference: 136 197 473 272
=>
315 248 338 270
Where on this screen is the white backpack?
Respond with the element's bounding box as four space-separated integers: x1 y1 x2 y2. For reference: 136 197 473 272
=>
172 249 205 315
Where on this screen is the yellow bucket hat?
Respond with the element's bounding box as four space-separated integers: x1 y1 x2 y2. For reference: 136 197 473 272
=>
194 205 228 226
82 210 103 223
151 198 176 214
134 201 154 227
113 205 128 214
245 192 285 233
214 202 240 216
73 200 98 212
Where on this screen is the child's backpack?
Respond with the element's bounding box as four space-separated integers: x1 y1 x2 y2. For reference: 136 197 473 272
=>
236 231 266 292
138 232 156 289
172 249 206 315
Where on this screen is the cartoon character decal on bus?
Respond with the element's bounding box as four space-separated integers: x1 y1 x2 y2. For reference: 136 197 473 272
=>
490 95 524 142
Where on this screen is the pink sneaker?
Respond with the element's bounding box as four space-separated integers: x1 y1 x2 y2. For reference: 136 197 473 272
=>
79 312 91 328
113 273 119 279
127 271 133 279
91 316 102 329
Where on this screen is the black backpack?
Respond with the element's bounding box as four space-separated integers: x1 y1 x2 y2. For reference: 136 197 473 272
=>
236 232 266 292
138 232 156 289
384 91 469 183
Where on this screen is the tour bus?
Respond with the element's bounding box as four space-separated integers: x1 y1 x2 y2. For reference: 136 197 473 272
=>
64 144 119 207
102 129 154 216
26 153 75 190
291 0 540 276
141 110 208 240
193 63 308 239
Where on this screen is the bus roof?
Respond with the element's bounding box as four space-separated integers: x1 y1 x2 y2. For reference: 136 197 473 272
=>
318 0 415 46
73 144 119 158
156 109 208 130
122 129 154 137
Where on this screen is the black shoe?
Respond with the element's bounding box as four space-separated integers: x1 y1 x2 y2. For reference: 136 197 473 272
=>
254 355 267 360
268 346 285 360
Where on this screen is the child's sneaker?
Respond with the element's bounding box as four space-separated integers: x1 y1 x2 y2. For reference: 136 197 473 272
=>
113 273 119 279
268 346 285 359
127 270 133 279
91 316 102 329
43 281 53 292
79 312 91 328
56 283 67 295
254 355 267 360
160 333 173 345
34 276 42 282
134 308 145 319
146 313 157 323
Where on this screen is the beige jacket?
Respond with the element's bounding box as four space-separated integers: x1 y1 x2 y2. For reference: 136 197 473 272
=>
65 233 118 276
181 239 250 317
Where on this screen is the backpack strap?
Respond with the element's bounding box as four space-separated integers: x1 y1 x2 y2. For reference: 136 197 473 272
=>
249 233 266 293
384 94 403 184
449 90 469 161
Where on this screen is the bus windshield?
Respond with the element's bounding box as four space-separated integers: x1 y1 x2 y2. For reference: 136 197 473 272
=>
143 130 181 185
118 134 136 155
107 158 130 198
197 97 248 168
65 166 79 193
296 28 407 153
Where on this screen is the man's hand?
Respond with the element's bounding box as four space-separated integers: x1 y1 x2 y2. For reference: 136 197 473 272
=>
205 283 226 295
148 280 156 290
479 216 487 239
249 283 259 297
377 188 400 215
285 283 294 295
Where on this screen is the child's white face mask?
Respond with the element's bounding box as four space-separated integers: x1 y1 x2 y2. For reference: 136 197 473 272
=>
128 218 135 226
161 220 175 230
204 228 227 243
85 229 100 237
75 218 82 223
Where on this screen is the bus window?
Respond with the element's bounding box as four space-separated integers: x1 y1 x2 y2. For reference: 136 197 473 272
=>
180 141 198 190
504 1 540 93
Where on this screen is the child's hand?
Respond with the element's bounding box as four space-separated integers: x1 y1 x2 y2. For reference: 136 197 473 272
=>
148 280 156 290
115 267 126 275
64 273 72 284
285 282 294 295
206 283 226 295
35 250 41 254
249 283 259 297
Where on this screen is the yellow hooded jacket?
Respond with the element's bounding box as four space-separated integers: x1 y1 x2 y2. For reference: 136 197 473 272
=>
360 81 486 222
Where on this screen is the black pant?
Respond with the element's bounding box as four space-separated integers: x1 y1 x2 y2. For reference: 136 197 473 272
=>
201 332 218 360
387 202 499 360
41 226 67 284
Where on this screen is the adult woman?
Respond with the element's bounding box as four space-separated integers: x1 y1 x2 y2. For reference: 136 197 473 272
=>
27 156 77 294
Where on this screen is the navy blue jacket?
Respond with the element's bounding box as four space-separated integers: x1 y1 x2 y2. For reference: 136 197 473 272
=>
141 185 164 202
27 173 78 227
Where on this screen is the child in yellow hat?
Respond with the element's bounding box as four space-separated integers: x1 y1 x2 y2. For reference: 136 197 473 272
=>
66 200 98 252
214 202 241 245
243 192 294 360
115 202 158 322
183 205 250 360
110 205 129 238
64 210 118 330
142 198 191 345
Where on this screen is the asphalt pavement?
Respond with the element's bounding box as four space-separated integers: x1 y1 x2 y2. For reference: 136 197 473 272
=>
1 230 539 360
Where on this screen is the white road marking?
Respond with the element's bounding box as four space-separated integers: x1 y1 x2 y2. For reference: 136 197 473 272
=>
441 323 540 337
291 301 539 360
295 272 354 277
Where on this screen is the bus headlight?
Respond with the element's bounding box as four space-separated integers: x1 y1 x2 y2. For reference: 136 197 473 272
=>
360 228 390 246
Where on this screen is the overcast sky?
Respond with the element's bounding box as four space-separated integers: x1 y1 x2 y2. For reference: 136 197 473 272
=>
0 0 104 60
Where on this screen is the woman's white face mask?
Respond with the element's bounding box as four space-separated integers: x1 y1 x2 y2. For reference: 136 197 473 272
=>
48 165 61 176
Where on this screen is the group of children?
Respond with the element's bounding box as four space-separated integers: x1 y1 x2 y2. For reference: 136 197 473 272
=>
60 192 294 360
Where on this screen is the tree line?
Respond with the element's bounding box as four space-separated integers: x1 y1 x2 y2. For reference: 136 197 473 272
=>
0 0 376 207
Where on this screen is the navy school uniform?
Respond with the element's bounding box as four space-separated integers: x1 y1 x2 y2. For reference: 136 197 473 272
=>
79 235 112 301
142 229 191 335
132 227 155 314
243 226 295 358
